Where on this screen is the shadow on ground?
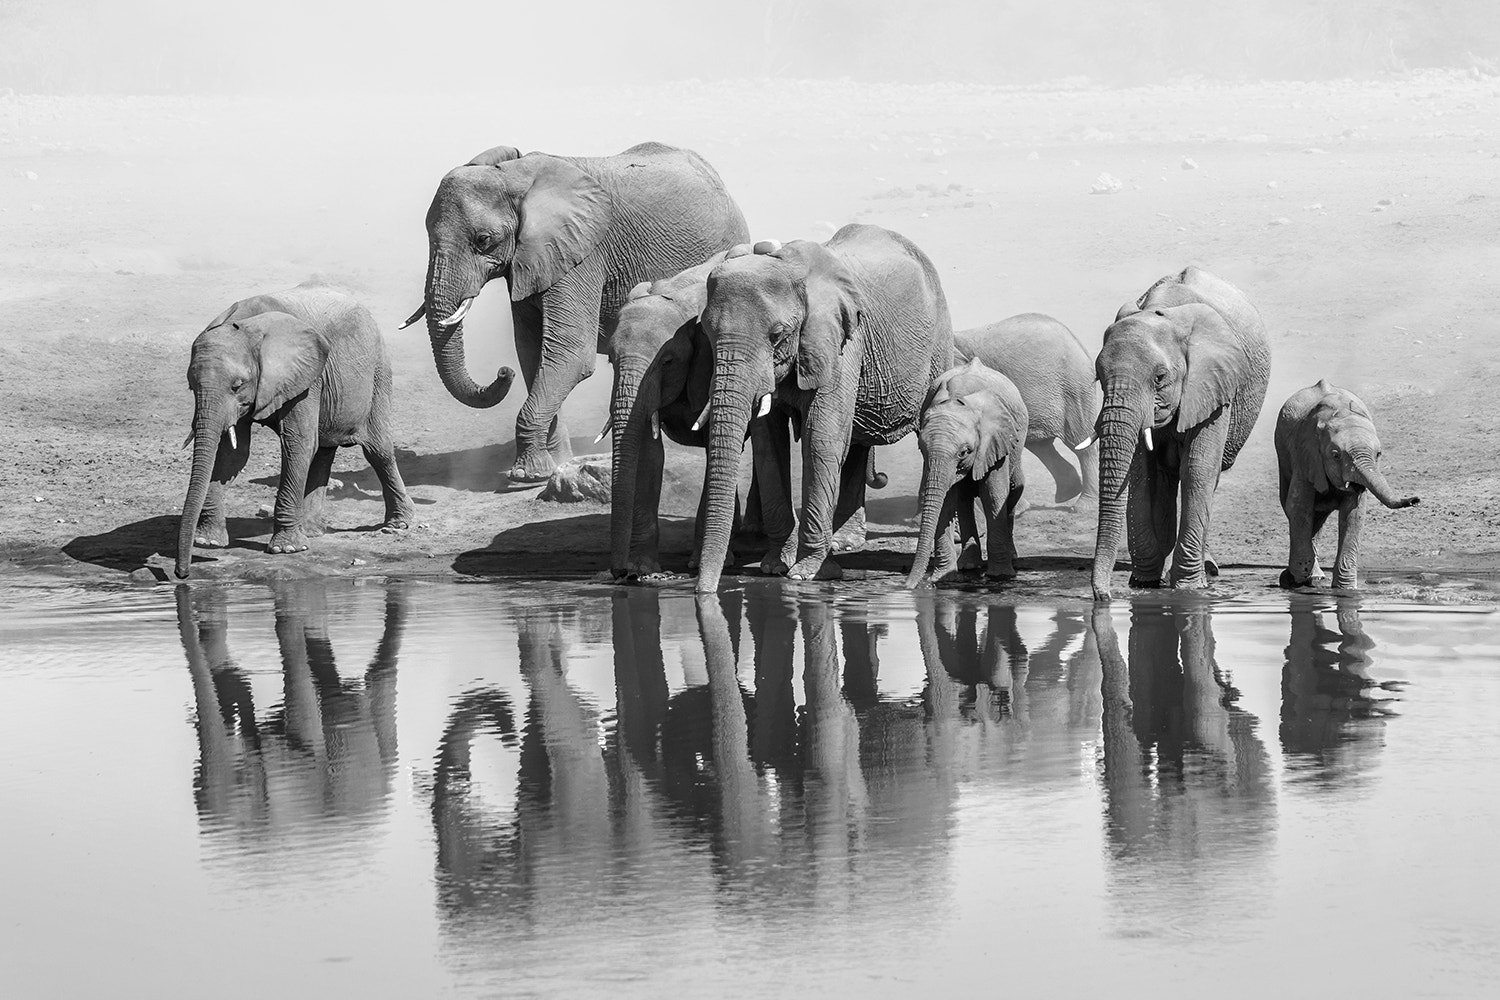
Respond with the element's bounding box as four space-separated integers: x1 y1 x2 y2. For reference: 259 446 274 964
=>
63 515 268 573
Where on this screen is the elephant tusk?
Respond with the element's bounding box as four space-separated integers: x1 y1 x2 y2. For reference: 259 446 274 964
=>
1072 434 1096 451
692 400 712 432
227 426 237 451
651 411 660 440
397 304 426 330
435 298 474 327
756 393 772 418
1142 427 1154 452
181 429 194 450
593 413 613 445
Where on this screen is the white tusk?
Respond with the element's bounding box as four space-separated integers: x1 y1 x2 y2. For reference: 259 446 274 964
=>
651 411 660 440
181 429 194 450
692 400 712 432
593 413 613 445
435 298 474 327
1072 435 1096 452
1142 427 1153 452
227 426 237 450
756 393 772 418
397 304 426 330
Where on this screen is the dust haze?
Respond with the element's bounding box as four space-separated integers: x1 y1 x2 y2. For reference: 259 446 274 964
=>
2 0 1498 574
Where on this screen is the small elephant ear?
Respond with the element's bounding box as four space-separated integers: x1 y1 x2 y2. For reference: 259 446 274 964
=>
790 243 862 391
1302 415 1333 494
509 155 612 301
963 392 1009 480
252 319 332 419
626 280 653 301
466 145 523 166
1175 303 1250 432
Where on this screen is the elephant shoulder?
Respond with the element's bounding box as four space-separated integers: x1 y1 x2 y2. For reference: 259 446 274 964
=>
619 140 682 158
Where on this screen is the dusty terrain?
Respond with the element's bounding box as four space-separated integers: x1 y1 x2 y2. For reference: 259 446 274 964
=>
2 76 1498 600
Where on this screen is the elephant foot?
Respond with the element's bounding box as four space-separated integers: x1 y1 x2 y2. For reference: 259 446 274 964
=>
1279 568 1315 589
507 448 559 484
1013 497 1032 519
1204 553 1220 577
957 540 984 571
1128 574 1163 589
1171 573 1210 591
267 528 310 554
831 512 867 553
193 519 229 548
985 561 1017 581
789 554 841 581
1331 572 1359 592
380 516 410 534
759 552 790 577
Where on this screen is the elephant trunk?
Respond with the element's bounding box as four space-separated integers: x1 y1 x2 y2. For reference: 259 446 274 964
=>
694 361 757 594
1351 455 1420 509
176 391 229 578
907 451 959 587
610 362 658 575
1091 389 1150 600
423 247 514 409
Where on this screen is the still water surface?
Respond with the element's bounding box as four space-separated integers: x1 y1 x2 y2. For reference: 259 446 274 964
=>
2 578 1498 998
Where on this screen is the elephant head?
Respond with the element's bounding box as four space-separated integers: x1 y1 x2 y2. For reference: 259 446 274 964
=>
403 147 611 408
176 308 330 578
1088 302 1250 599
907 361 1020 588
693 239 864 592
1302 383 1419 509
605 256 721 576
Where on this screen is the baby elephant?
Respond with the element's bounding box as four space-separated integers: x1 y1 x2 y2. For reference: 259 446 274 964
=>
176 287 413 578
907 358 1029 587
1275 379 1419 590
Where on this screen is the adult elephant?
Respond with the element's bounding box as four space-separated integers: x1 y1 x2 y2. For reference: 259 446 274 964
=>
693 227 954 593
1088 266 1271 601
404 141 749 482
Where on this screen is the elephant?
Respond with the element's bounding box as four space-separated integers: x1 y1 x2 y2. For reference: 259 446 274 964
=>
907 358 1029 587
954 312 1100 507
1280 601 1395 779
1274 380 1420 590
692 225 955 592
1088 266 1272 601
176 287 412 578
404 141 749 484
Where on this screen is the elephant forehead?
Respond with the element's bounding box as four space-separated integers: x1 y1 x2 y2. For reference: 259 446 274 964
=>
1099 320 1175 363
611 304 683 350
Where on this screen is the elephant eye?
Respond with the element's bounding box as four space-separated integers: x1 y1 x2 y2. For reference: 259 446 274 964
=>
1330 448 1340 459
1153 368 1169 386
230 379 245 391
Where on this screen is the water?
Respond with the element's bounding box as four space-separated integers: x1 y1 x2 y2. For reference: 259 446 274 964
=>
2 578 1497 998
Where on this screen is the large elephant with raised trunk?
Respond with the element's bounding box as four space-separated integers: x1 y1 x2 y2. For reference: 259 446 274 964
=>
403 141 748 484
692 226 954 593
1274 379 1419 590
176 287 412 579
1088 266 1271 601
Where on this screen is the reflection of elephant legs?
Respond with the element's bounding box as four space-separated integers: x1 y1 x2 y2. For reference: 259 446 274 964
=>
747 584 799 769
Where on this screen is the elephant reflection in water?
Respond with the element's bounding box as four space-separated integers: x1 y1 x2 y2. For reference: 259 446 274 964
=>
1281 600 1396 784
175 581 406 833
1091 605 1275 920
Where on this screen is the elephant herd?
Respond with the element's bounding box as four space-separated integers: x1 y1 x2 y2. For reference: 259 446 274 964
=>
174 141 1420 598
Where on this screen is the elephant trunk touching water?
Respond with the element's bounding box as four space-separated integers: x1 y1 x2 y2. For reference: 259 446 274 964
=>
1090 383 1152 600
908 450 960 587
696 347 772 592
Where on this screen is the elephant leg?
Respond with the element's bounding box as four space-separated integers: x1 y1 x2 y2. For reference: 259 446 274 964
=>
956 490 983 570
629 431 665 575
1169 416 1231 590
1077 439 1100 506
1331 494 1364 591
1127 455 1174 588
1280 478 1319 588
195 421 251 548
752 414 796 576
1028 438 1083 506
739 465 765 540
831 442 869 553
789 412 855 582
360 441 414 530
302 445 337 537
268 400 320 555
508 272 603 483
981 473 1023 580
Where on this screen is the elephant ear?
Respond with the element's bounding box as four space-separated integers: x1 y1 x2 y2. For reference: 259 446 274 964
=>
1302 415 1333 494
962 392 1010 480
251 317 332 419
509 155 612 301
790 244 862 391
1175 303 1250 431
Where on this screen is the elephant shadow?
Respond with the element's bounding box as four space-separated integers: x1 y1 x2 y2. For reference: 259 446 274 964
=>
65 514 268 573
176 578 409 837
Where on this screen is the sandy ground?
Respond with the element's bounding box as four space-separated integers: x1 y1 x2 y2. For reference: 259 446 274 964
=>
2 76 1498 601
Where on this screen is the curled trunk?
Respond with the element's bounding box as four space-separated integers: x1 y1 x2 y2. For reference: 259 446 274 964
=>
907 453 958 587
694 376 754 594
176 393 227 578
424 248 513 408
609 363 657 575
1091 392 1150 600
1351 456 1419 509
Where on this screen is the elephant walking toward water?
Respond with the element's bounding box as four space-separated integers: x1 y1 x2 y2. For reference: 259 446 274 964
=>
405 142 748 485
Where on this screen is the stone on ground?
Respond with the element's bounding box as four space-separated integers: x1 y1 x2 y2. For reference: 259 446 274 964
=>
539 455 612 503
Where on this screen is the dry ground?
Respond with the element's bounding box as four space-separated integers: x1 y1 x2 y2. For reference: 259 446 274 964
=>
2 76 1498 599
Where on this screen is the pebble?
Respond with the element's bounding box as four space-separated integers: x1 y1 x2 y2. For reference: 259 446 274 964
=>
1269 217 1291 226
1266 180 1279 189
257 504 273 518
1181 157 1198 170
1089 172 1122 195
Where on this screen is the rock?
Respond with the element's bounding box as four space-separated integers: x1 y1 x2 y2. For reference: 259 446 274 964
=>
1181 157 1198 170
1089 172 1122 195
539 455 611 503
1418 572 1441 585
1266 180 1279 189
256 504 273 519
1269 217 1291 226
128 567 157 584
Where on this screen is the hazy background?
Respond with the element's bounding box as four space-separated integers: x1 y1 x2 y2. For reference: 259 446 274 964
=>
3 0 1499 93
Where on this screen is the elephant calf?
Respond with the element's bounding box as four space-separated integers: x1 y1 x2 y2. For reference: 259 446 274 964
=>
954 312 1099 507
1274 379 1419 590
908 358 1029 587
176 287 413 578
